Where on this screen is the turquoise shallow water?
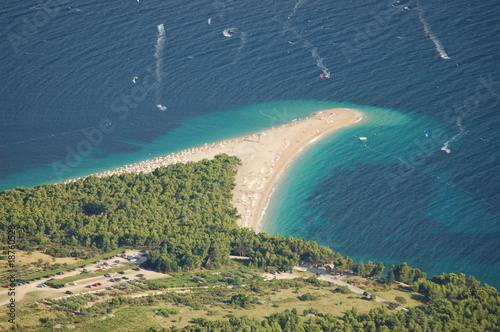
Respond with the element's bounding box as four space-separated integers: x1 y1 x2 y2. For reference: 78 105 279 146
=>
263 103 500 288
1 99 498 289
0 100 340 190
1 0 498 289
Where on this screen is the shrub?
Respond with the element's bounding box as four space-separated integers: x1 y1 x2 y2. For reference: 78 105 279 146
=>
298 293 319 301
395 296 407 304
332 286 352 294
157 308 179 317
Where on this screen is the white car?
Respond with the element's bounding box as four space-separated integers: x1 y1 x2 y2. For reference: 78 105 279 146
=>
69 282 77 285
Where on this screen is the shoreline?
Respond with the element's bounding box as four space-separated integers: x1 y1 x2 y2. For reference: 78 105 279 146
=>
63 108 363 231
251 109 363 232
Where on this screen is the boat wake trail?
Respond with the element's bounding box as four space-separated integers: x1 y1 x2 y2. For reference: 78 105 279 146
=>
284 0 331 78
416 1 451 60
155 24 166 85
222 28 248 65
441 117 465 153
311 47 331 78
288 0 306 20
232 31 248 65
154 24 166 104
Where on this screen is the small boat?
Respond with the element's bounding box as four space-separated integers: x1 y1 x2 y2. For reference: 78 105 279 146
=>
359 137 367 141
424 130 429 137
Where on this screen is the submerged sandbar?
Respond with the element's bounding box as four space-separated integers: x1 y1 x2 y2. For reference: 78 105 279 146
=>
75 108 362 231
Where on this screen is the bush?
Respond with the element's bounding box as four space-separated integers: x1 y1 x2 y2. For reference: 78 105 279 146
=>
230 293 252 309
303 307 319 316
332 286 352 294
395 296 407 304
298 293 319 301
388 302 399 310
156 308 179 317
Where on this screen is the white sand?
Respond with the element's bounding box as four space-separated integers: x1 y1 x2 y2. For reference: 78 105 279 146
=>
65 108 363 231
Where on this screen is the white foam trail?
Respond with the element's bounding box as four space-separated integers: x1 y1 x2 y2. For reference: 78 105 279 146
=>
228 30 247 65
155 24 166 84
284 1 332 77
238 32 247 51
441 117 465 153
288 0 307 20
222 28 236 37
416 2 451 60
311 47 331 78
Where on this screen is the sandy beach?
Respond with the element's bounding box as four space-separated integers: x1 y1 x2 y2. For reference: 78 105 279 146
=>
67 108 362 231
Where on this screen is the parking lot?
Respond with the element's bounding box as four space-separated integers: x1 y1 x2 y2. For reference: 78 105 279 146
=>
0 250 169 305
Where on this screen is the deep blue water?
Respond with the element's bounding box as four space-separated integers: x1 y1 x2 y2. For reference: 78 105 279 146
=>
1 0 498 288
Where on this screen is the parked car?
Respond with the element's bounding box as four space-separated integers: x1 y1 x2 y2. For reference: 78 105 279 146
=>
104 273 113 277
69 282 77 286
65 290 73 294
117 271 125 274
122 276 129 280
136 274 144 277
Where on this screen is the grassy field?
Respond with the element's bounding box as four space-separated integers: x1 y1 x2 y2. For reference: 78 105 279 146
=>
46 282 398 331
56 287 374 331
0 266 427 331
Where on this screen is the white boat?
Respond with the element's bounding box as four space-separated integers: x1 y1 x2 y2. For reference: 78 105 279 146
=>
359 137 368 141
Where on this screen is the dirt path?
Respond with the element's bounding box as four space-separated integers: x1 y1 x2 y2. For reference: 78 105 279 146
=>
263 267 408 311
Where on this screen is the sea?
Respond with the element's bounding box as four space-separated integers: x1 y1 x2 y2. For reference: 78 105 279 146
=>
1 0 498 289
